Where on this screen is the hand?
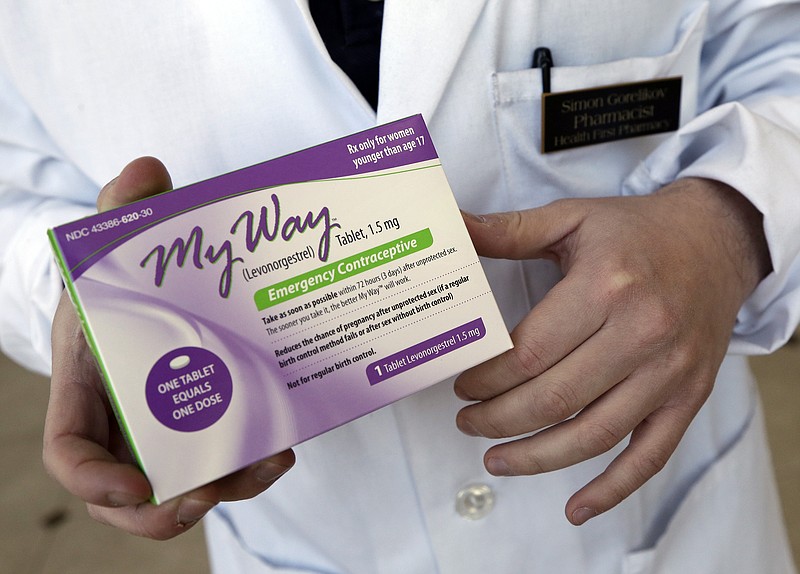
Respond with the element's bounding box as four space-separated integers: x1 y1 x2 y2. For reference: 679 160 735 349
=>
454 178 770 525
43 157 295 539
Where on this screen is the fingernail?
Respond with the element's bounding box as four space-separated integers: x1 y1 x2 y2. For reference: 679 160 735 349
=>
177 498 215 527
458 419 484 437
101 176 119 192
460 210 487 224
107 491 145 507
571 507 599 526
486 456 512 476
254 461 292 484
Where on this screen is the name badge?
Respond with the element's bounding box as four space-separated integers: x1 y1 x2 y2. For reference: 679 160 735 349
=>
541 77 682 153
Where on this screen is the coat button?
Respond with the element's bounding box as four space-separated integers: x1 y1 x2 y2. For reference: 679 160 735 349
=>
455 484 495 520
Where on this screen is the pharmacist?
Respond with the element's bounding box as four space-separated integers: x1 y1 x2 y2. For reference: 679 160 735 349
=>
2 1 800 573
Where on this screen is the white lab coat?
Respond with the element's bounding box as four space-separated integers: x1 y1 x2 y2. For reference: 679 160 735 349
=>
1 1 799 572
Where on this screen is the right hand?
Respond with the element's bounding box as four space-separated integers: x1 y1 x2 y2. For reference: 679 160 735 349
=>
43 157 295 539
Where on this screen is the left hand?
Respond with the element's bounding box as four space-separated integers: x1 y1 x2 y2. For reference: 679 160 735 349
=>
43 158 295 539
454 178 770 525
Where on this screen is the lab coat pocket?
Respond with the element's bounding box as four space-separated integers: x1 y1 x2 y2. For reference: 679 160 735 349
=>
491 4 707 207
206 508 346 574
621 403 796 574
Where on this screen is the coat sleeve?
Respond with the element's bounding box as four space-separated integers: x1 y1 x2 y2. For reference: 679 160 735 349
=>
622 0 800 354
0 64 96 375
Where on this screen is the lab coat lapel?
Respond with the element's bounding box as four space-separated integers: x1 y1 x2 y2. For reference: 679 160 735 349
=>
378 0 489 124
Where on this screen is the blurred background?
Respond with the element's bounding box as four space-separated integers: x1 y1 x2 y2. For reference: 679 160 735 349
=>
2 337 798 573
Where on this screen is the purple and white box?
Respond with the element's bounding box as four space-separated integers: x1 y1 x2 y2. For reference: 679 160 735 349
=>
49 115 512 503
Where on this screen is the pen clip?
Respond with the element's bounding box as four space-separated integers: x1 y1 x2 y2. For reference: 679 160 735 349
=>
532 47 554 94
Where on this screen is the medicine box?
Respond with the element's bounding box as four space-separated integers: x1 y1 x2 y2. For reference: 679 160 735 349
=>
49 115 512 503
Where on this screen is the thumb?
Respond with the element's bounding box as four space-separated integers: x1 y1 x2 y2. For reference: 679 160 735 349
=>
461 201 585 261
97 156 172 213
